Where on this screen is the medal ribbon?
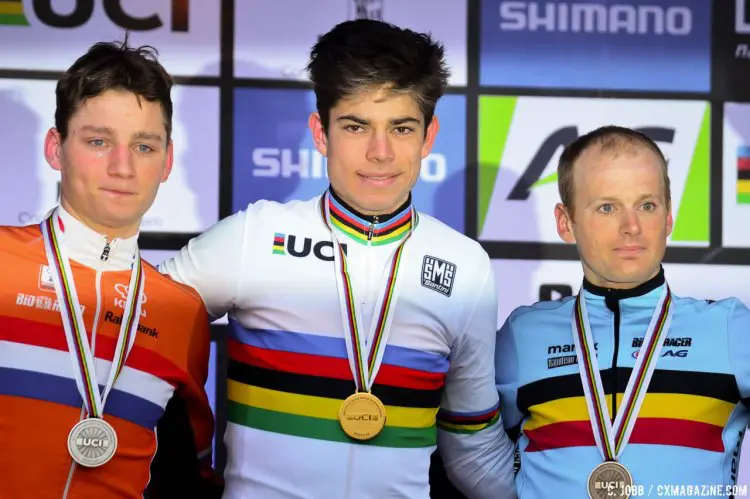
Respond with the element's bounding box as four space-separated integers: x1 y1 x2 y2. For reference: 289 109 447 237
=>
572 284 673 461
41 211 145 419
321 192 415 392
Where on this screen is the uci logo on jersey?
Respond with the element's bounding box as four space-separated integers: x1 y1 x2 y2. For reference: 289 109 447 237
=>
272 232 347 262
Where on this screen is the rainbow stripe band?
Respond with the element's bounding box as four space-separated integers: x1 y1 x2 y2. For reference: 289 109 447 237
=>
320 191 416 395
328 194 413 246
738 147 750 204
573 302 612 457
337 244 367 390
0 0 30 26
572 285 673 462
613 293 671 454
45 218 98 413
40 212 145 419
225 324 449 448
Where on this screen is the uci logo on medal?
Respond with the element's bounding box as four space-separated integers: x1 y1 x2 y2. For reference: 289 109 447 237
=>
346 413 380 422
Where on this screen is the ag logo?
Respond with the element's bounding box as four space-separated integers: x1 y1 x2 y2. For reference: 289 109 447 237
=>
633 349 688 359
507 126 675 201
114 283 147 318
421 256 456 297
1 0 189 31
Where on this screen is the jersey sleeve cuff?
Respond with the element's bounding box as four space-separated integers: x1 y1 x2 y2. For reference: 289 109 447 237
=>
436 401 501 434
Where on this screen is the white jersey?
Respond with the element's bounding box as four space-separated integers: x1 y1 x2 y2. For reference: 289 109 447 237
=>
160 192 515 499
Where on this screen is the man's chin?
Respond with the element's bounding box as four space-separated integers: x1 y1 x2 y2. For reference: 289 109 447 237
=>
354 194 408 215
609 268 661 288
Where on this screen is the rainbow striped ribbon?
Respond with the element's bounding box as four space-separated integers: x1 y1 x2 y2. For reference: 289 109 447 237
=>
40 211 145 419
572 284 673 462
320 191 417 393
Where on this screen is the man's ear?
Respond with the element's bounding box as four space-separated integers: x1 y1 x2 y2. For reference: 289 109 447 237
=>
421 115 439 158
44 128 64 172
309 112 328 157
161 139 174 182
666 202 673 237
555 203 576 243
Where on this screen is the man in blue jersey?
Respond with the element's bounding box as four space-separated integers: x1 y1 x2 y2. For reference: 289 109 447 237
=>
161 19 516 499
495 125 750 499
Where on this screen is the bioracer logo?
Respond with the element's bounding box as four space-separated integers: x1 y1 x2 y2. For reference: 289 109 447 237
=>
498 2 692 35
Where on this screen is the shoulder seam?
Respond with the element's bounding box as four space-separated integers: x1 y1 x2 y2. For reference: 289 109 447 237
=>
145 262 205 310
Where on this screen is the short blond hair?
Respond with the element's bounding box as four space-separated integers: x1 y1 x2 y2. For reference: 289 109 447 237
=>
557 125 671 220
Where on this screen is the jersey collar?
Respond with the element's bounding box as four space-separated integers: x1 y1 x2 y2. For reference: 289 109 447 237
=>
583 267 665 300
582 267 666 312
325 187 414 246
54 205 139 271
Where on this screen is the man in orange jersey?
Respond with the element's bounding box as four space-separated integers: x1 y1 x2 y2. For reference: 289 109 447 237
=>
0 39 221 498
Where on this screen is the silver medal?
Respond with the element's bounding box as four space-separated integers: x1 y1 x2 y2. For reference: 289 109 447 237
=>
67 418 118 468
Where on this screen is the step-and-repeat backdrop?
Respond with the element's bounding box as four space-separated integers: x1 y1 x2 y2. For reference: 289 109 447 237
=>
2 0 749 487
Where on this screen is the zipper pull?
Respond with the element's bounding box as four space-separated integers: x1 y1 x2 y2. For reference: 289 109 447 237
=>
100 239 111 261
368 216 378 241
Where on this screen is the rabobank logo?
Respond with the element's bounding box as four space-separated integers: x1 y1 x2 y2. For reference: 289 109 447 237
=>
249 147 448 184
233 88 467 233
498 2 692 35
480 0 711 91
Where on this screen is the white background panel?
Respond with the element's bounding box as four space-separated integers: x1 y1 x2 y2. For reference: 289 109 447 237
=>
0 0 220 76
233 0 468 86
0 79 220 233
723 102 750 248
480 97 708 247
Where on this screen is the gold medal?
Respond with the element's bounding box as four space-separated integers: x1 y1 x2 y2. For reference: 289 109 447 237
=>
587 461 633 499
338 392 387 441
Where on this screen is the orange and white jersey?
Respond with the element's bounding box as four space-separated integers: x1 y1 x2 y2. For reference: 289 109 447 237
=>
0 206 219 499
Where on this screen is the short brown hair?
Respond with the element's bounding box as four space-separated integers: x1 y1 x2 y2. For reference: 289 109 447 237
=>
557 125 671 218
55 36 173 142
306 19 450 133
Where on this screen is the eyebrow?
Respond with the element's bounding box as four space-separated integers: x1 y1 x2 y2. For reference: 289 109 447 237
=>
590 194 658 205
336 115 421 126
80 125 163 142
133 131 164 142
